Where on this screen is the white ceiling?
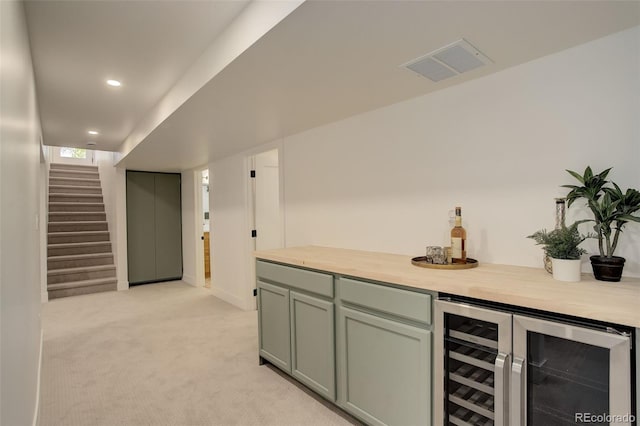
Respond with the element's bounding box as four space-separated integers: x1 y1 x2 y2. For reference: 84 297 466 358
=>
26 1 640 171
25 0 251 151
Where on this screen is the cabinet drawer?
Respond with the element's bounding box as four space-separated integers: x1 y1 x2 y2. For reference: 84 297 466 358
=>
338 277 431 325
256 260 333 298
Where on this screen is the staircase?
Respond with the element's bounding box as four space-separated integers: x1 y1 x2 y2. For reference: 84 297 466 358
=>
47 163 117 299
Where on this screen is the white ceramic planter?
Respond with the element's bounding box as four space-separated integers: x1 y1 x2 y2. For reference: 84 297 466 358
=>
551 258 582 282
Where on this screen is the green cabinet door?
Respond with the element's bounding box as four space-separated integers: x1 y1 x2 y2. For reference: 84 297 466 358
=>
126 171 157 284
154 173 182 281
337 306 431 426
290 291 335 401
258 281 291 373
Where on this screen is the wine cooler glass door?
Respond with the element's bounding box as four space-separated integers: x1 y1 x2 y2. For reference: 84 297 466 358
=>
512 315 632 426
434 300 512 426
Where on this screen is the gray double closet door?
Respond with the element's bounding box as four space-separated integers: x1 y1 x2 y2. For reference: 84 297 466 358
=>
126 171 182 285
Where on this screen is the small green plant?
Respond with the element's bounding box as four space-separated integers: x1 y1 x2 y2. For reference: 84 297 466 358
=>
562 166 640 258
528 222 590 260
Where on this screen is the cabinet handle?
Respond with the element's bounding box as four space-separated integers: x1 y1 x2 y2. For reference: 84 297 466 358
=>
511 357 525 426
494 352 510 426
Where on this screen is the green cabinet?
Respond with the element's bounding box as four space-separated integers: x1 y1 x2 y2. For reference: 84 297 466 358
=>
126 171 182 284
337 306 431 426
256 260 434 424
336 276 433 426
256 261 336 400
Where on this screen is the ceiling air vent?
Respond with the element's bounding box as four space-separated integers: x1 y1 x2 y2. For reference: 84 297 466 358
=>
402 39 492 82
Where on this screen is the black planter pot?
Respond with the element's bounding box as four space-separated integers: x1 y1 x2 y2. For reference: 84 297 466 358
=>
589 255 626 282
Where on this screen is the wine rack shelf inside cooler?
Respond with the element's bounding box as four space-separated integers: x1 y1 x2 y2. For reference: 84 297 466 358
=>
448 403 494 426
450 361 495 395
449 320 499 349
445 314 499 426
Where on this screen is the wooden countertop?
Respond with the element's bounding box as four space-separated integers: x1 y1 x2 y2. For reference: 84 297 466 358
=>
254 246 640 328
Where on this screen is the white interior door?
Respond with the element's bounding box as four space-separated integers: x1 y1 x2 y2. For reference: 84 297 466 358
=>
254 149 282 251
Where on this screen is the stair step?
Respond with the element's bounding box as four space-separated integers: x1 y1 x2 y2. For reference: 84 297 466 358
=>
48 264 115 276
48 252 114 269
48 221 108 232
49 212 106 222
48 278 117 300
48 230 110 244
47 265 116 284
49 185 102 195
48 241 112 256
48 202 105 212
49 177 101 187
48 277 116 290
50 169 99 179
49 283 117 300
50 163 98 171
49 193 104 203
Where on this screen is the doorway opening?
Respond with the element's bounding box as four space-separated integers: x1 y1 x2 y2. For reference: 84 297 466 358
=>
202 169 211 288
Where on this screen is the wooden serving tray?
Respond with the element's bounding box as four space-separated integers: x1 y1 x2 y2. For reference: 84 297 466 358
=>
411 256 479 270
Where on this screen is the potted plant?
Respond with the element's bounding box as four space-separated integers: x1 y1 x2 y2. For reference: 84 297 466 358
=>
562 166 640 281
528 222 589 282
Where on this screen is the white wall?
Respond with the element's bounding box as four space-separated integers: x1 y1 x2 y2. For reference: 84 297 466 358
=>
40 145 49 303
181 170 203 287
209 154 254 309
96 151 128 290
283 26 640 277
97 161 197 290
210 27 640 312
209 140 284 310
0 1 44 424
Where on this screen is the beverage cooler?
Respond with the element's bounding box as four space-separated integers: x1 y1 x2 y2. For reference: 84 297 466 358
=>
434 296 635 426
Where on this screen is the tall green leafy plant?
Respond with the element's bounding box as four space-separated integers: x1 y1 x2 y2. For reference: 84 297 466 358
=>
562 166 640 258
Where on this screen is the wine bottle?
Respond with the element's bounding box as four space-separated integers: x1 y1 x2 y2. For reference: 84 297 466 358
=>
450 206 467 264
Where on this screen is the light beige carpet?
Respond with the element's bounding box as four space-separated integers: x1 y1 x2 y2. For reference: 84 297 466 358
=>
40 281 359 426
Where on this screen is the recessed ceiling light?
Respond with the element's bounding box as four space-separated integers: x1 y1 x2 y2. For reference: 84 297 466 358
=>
106 79 121 87
88 130 99 135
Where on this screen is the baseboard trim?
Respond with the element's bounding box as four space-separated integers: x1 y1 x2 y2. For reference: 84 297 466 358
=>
33 329 44 426
182 274 198 287
210 286 250 310
117 279 129 291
